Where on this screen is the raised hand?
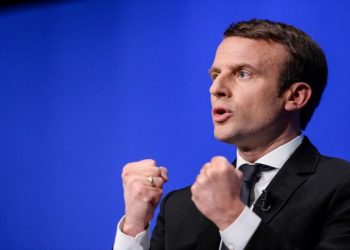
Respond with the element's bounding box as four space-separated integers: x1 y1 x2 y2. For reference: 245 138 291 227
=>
121 159 168 236
191 156 244 230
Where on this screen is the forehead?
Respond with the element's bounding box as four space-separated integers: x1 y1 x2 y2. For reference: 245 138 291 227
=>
212 36 288 70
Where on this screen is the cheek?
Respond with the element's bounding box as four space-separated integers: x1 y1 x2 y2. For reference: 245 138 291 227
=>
240 96 262 115
259 99 284 123
244 97 282 123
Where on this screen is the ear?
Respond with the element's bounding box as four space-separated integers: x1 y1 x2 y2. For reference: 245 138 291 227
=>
284 82 312 111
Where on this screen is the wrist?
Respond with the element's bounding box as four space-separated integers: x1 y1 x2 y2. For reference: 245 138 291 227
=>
216 201 245 230
122 216 148 237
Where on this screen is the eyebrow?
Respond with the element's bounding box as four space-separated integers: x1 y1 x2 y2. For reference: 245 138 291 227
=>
208 63 259 75
208 67 220 75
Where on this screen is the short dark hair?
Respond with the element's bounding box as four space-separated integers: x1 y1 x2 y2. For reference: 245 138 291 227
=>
224 19 328 130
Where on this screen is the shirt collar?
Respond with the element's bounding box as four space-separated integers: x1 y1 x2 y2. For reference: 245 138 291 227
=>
236 135 304 169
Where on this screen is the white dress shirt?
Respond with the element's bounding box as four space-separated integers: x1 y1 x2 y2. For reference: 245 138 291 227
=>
114 135 304 250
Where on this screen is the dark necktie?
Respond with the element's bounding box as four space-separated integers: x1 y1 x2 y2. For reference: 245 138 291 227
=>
221 163 274 250
239 163 274 206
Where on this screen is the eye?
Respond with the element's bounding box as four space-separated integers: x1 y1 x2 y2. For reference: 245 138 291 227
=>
210 72 218 80
237 70 251 79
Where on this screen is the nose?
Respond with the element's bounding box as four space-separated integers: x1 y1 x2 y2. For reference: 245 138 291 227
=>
209 77 231 98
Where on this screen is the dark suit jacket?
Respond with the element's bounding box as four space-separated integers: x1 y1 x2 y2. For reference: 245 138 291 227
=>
150 138 350 250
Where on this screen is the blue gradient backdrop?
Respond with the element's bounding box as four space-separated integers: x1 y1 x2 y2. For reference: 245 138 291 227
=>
1 0 349 249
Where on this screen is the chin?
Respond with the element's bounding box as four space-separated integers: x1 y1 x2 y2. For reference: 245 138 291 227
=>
213 130 237 144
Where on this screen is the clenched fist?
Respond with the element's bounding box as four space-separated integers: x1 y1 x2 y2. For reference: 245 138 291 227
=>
191 156 244 230
121 159 168 236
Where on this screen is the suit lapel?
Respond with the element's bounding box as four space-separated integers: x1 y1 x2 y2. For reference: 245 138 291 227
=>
192 137 320 248
253 137 320 223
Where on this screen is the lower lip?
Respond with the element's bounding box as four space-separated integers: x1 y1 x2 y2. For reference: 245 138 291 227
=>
212 112 233 123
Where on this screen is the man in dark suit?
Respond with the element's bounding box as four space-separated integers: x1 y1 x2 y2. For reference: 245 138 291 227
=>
114 19 350 249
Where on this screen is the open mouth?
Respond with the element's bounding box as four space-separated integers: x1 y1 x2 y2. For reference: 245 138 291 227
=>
212 108 233 123
214 108 227 115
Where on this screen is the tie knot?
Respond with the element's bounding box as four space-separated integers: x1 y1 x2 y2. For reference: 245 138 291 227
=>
239 163 274 183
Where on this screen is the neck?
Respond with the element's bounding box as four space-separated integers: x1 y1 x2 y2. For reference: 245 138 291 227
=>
237 130 300 163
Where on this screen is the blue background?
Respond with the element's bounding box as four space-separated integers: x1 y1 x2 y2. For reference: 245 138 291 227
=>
1 0 349 249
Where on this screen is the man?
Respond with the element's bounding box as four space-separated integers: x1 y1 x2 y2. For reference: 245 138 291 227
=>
114 19 350 249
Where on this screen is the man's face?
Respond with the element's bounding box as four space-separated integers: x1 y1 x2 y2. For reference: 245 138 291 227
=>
209 36 290 149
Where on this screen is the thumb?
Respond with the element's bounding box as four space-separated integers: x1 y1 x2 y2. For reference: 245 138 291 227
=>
236 168 244 182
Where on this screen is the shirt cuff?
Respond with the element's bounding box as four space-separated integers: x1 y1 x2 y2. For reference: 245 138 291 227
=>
219 206 261 250
113 216 150 250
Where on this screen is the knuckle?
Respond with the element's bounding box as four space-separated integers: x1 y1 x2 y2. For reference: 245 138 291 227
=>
123 162 135 171
195 174 203 184
202 162 211 171
158 179 165 188
160 167 168 174
191 183 199 194
122 162 137 177
142 159 156 166
121 167 129 178
211 155 227 164
152 168 161 177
